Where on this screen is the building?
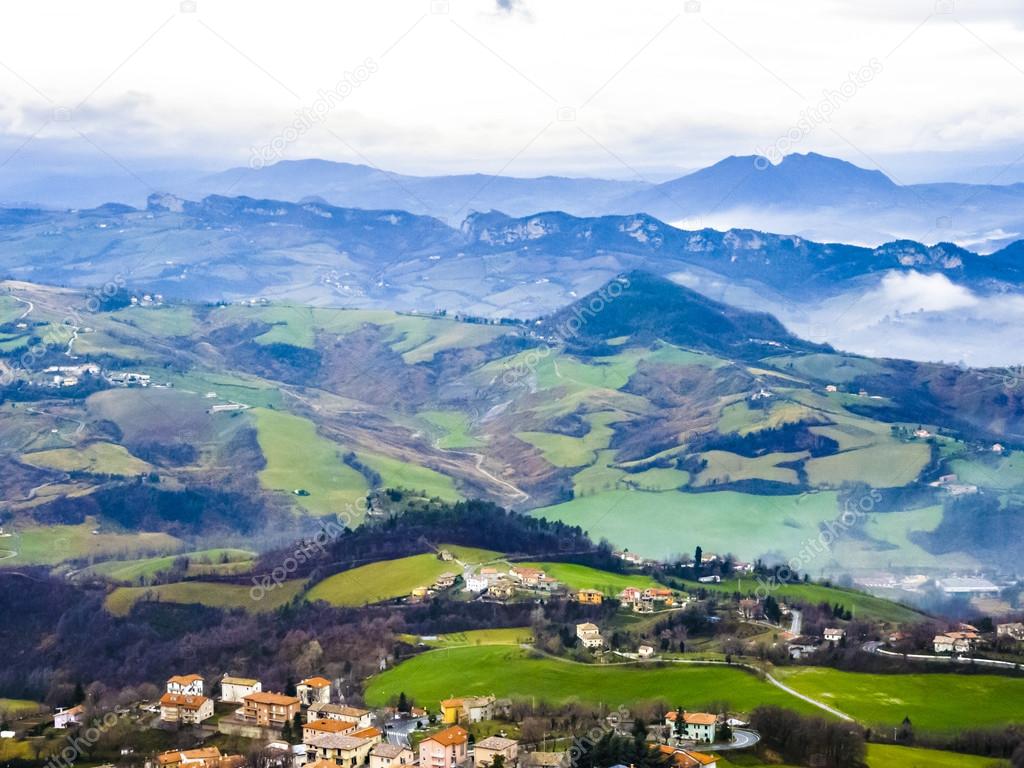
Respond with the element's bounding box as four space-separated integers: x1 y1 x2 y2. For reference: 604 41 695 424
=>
435 572 458 589
240 692 301 728
296 677 332 707
370 743 414 768
509 566 545 588
576 623 603 649
307 703 373 728
418 726 468 768
664 711 718 743
997 622 1024 641
823 628 846 644
936 577 999 597
304 719 356 740
825 385 838 393
487 580 516 601
220 676 261 703
166 674 204 697
637 645 655 659
787 637 821 659
305 727 381 767
159 693 214 725
657 746 718 768
53 705 84 729
737 599 763 620
933 631 980 654
154 748 244 768
439 696 494 725
474 736 519 768
576 589 603 605
520 753 566 768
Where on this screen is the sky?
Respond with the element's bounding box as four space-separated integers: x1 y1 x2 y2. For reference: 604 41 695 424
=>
1 0 1024 184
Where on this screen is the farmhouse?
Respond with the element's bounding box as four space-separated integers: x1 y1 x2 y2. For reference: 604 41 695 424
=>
370 743 414 768
296 676 332 707
220 676 261 703
576 622 603 649
418 725 468 768
439 695 495 724
435 572 458 589
53 705 84 729
159 693 213 725
509 566 545 587
577 589 603 605
474 736 519 768
787 637 821 659
933 631 980 654
166 674 204 696
823 627 846 643
637 645 655 659
664 711 718 743
240 691 301 727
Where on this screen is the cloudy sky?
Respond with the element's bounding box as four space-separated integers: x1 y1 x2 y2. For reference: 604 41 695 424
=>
2 0 1024 182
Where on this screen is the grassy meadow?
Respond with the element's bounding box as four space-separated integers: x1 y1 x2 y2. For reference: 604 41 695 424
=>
105 579 304 615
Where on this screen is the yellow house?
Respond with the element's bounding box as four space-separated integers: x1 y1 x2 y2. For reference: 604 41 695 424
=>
439 698 463 724
577 589 603 605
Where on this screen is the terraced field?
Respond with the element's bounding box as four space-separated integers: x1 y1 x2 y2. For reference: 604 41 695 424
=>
82 548 256 583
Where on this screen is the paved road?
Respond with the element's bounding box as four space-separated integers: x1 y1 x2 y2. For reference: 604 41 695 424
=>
789 609 802 637
710 728 760 751
862 641 1022 670
383 715 427 747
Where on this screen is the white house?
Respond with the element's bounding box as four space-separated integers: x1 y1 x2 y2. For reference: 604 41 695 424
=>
307 703 373 729
220 676 261 703
637 645 655 659
159 693 213 725
997 622 1024 641
823 628 846 644
369 743 414 768
576 623 603 649
934 631 979 654
166 674 204 697
665 711 718 743
53 705 84 729
296 677 332 707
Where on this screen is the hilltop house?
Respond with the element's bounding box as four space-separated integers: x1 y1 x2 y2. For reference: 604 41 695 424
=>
159 693 214 725
53 705 84 729
576 623 603 649
307 703 372 728
418 726 468 768
166 674 204 697
240 692 301 728
664 711 718 743
370 743 414 768
474 736 519 768
220 676 261 703
296 677 332 707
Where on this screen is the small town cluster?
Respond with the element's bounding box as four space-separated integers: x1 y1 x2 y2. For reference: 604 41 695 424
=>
39 674 733 768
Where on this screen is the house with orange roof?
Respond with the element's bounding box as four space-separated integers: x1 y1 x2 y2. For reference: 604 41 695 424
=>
296 676 332 707
304 727 381 766
303 719 356 741
240 691 301 728
307 703 373 728
656 745 718 768
166 674 204 697
418 726 469 768
154 747 245 768
159 693 214 725
664 711 719 743
53 705 84 729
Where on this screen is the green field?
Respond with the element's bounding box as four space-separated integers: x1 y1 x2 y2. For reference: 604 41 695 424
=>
518 412 622 468
110 305 196 337
105 579 304 615
404 627 534 647
777 667 1024 732
534 489 840 563
4 521 181 566
680 578 922 624
358 450 459 501
865 744 1009 768
695 450 807 486
518 561 661 595
82 548 256 583
251 408 369 516
365 645 817 714
804 441 930 488
950 454 1024 491
0 698 44 717
21 441 152 476
307 547 497 606
420 410 484 449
